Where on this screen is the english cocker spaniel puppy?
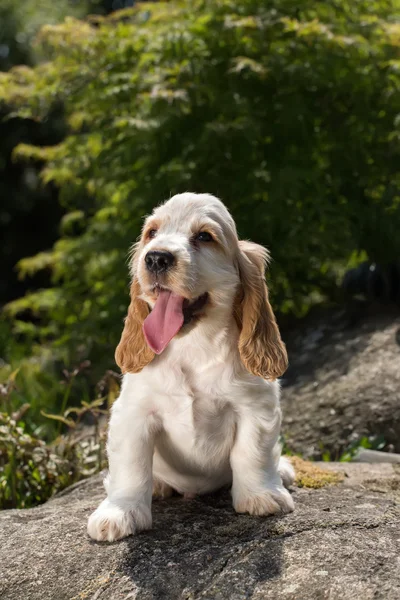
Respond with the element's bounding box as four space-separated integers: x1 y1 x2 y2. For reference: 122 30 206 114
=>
88 193 294 542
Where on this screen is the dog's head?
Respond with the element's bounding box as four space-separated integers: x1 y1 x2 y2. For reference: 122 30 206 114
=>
115 193 287 380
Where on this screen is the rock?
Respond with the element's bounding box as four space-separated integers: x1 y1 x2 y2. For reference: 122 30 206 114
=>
1 463 399 600
352 448 400 464
281 311 400 458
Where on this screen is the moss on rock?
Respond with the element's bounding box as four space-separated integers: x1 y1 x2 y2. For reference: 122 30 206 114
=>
289 456 344 488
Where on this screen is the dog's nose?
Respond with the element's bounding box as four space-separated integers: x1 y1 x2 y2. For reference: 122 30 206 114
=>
145 251 175 274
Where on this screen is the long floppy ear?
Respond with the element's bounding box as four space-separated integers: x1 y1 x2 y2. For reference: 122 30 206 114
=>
115 278 155 374
235 240 288 380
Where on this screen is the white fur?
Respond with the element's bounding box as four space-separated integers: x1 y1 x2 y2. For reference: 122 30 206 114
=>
88 193 294 542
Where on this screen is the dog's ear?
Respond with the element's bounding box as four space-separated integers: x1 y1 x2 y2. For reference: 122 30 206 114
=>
235 241 288 380
115 278 155 374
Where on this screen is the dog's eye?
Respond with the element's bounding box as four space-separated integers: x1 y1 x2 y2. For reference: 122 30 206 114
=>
196 231 213 242
148 229 157 239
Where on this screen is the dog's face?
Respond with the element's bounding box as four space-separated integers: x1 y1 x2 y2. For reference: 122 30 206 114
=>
115 193 287 380
136 193 240 318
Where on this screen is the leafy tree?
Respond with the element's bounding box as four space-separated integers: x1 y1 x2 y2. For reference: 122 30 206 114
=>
0 1 98 308
1 0 399 374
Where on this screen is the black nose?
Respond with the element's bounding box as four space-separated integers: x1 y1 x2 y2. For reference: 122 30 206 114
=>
145 251 175 274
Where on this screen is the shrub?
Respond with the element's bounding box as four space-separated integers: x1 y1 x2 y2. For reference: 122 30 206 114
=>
0 411 71 509
0 368 109 509
1 0 399 374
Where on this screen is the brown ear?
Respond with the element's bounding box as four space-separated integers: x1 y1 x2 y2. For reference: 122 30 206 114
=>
235 241 288 380
115 278 155 374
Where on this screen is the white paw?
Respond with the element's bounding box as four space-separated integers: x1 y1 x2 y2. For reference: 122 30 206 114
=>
233 486 294 516
87 498 152 542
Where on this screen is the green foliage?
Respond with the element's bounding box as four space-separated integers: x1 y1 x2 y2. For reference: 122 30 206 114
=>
318 434 387 462
0 0 97 310
0 411 71 509
0 0 114 310
0 342 72 439
1 0 400 374
0 367 109 509
338 434 386 462
0 0 99 69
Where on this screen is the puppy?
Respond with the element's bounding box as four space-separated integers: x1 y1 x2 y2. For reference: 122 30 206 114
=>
88 193 294 542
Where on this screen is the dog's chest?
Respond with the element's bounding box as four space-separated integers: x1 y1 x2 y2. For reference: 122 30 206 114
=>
153 362 237 458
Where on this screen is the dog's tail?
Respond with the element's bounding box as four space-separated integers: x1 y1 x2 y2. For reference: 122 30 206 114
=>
278 456 295 488
273 442 295 488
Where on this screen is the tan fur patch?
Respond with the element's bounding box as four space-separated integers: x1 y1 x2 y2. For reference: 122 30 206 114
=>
236 241 288 380
115 278 155 374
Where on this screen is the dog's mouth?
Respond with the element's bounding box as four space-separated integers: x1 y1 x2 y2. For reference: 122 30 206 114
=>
143 286 209 355
182 293 209 324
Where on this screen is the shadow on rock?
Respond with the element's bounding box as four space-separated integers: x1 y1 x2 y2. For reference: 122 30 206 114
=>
119 490 285 599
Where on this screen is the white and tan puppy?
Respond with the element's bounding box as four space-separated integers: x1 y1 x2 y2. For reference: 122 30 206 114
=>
88 193 294 542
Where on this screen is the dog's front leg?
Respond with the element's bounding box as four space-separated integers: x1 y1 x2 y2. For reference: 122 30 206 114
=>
87 389 157 542
230 402 294 517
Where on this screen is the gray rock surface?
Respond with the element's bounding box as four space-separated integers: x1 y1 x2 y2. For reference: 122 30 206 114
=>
1 463 399 600
352 448 400 463
281 312 400 458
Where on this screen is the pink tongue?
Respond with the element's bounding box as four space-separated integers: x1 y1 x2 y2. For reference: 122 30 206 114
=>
143 290 185 354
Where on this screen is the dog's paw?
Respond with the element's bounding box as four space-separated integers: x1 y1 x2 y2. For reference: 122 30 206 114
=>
87 498 152 542
152 479 174 500
233 486 294 517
